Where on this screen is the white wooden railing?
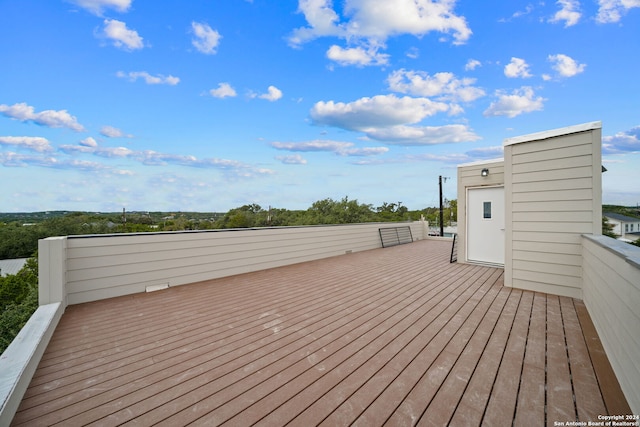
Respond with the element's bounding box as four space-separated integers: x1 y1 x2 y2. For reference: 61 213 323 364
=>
582 235 640 414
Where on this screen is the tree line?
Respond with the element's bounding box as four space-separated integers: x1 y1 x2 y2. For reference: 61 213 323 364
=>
0 258 38 354
0 197 456 353
0 197 457 260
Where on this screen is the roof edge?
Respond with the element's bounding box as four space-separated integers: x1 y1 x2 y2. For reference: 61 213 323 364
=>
503 121 602 147
457 157 504 168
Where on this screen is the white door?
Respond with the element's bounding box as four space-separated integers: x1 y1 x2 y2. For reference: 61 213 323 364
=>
467 186 504 266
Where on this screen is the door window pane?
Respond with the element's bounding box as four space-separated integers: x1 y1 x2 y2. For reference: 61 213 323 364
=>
483 201 492 219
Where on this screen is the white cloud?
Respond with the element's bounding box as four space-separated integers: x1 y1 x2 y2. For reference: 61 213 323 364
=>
342 146 389 156
465 145 504 159
276 154 308 164
344 0 471 44
191 22 221 54
602 126 640 154
271 140 355 152
96 146 135 158
270 139 388 156
504 57 532 78
209 83 237 98
499 4 535 22
0 136 53 152
288 0 344 45
550 0 581 27
326 44 389 66
387 69 485 102
101 19 144 50
289 0 472 65
354 143 499 165
465 59 481 71
259 86 283 101
406 47 419 59
483 86 545 118
100 125 132 138
596 0 640 23
0 150 110 170
0 102 85 131
310 94 450 130
80 137 98 147
548 53 586 77
67 0 131 15
58 140 275 178
363 124 481 145
116 71 180 85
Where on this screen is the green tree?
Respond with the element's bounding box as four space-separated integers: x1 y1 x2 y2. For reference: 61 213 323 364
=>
215 204 267 229
375 202 409 222
602 216 617 238
0 257 39 354
304 197 374 224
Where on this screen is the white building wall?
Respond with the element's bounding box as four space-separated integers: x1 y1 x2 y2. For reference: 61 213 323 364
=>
504 122 602 298
456 158 505 264
41 222 426 306
582 235 640 414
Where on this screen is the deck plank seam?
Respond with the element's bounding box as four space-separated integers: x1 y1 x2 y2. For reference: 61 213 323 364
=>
480 291 524 426
560 296 580 422
247 268 499 427
511 290 536 425
414 282 510 426
16 258 440 422
28 256 430 390
17 261 451 424
442 285 516 427
314 269 503 427
367 269 502 426
66 249 472 426
175 262 491 426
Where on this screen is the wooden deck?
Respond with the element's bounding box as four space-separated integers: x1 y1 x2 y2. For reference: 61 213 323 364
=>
11 239 629 426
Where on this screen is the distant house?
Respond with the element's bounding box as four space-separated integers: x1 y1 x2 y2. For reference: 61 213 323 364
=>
0 258 28 277
604 212 640 241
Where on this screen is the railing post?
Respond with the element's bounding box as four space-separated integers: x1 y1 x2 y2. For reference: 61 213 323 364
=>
38 237 67 307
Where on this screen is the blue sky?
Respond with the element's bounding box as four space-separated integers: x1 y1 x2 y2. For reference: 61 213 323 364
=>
1 0 639 212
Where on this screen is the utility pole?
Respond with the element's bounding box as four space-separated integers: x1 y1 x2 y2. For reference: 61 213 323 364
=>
439 176 444 237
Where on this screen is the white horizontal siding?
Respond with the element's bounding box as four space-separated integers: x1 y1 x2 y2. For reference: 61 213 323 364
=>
511 152 593 173
511 165 593 184
52 222 425 305
512 231 582 245
512 221 594 233
512 259 582 278
512 250 582 266
582 235 640 413
512 211 594 223
511 138 593 163
504 124 601 297
512 177 592 193
512 200 593 212
512 188 593 202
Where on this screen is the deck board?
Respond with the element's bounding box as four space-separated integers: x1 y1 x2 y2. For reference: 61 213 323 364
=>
513 291 546 426
546 295 578 424
11 239 630 426
481 289 533 426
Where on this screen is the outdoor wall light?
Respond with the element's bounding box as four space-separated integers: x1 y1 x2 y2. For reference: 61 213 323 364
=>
481 168 489 177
